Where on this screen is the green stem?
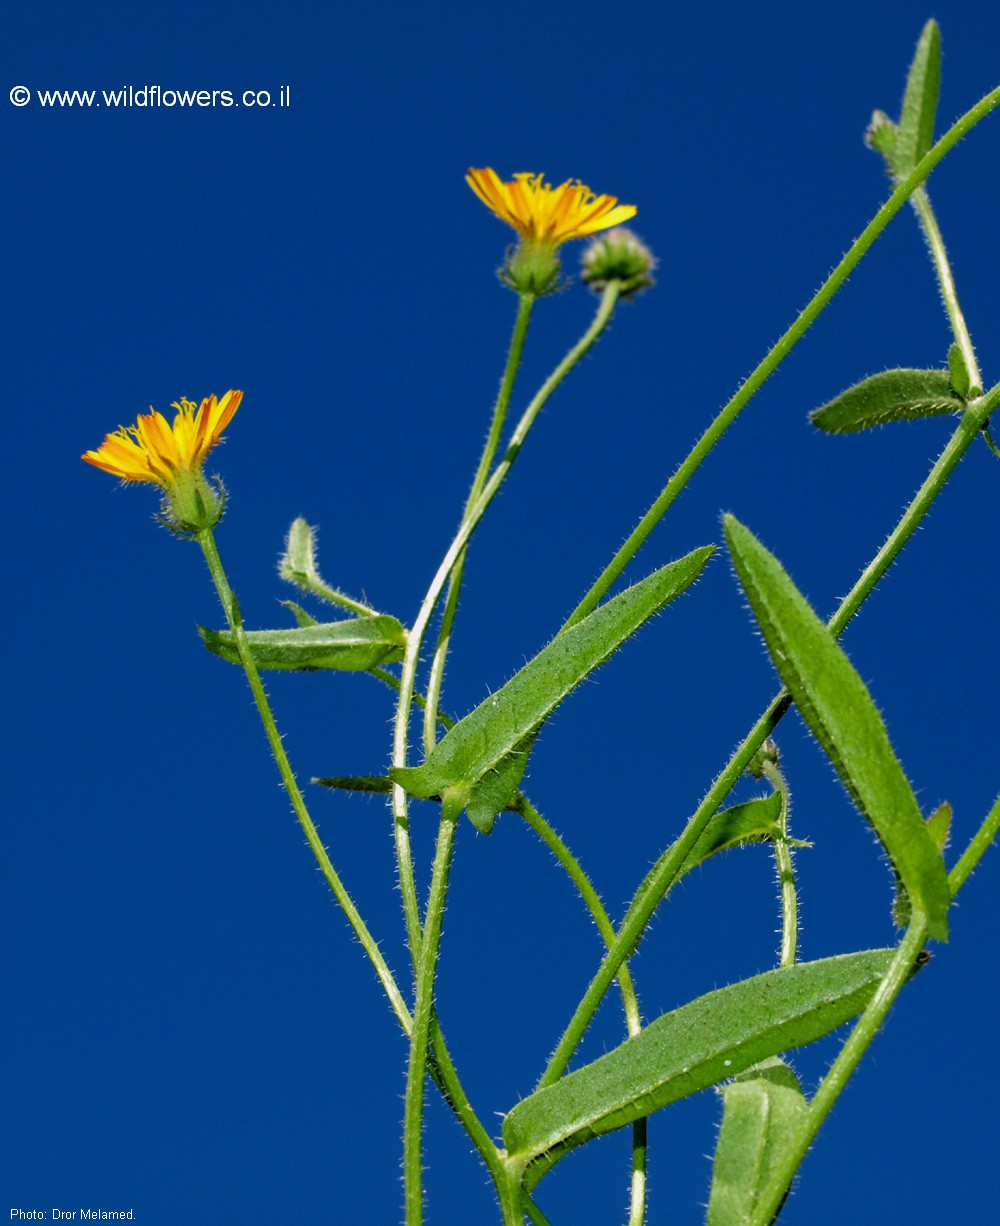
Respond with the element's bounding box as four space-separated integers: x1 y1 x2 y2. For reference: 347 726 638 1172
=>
205 541 502 1186
761 756 798 968
539 382 1000 1088
391 283 621 963
519 800 642 1031
496 1161 529 1226
948 793 1000 898
563 82 1000 629
423 1017 502 1175
378 652 656 1203
909 186 982 394
403 801 460 1226
982 424 1000 459
827 386 1000 638
522 1194 551 1226
195 529 410 1032
749 921 928 1226
286 568 380 618
424 292 535 755
369 666 456 731
200 652 499 1179
518 799 647 1223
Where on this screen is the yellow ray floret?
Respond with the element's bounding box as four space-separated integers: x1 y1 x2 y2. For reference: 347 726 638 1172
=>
466 168 636 246
83 390 243 486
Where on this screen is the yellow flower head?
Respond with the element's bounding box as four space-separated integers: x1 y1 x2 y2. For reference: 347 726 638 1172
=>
83 390 243 487
83 391 243 533
466 168 637 247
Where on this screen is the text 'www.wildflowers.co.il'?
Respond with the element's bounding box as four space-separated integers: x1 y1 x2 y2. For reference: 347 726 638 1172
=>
8 84 291 109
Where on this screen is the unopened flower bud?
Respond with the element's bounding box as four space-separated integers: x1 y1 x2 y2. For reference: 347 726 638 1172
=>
581 228 655 297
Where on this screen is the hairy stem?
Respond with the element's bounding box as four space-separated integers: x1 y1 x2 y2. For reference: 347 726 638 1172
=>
761 756 798 968
518 799 647 1223
403 802 460 1226
196 529 410 1030
424 292 535 754
910 186 982 393
948 793 1000 898
391 284 621 963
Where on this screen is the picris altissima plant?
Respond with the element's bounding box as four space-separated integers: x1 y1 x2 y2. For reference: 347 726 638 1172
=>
85 22 1000 1224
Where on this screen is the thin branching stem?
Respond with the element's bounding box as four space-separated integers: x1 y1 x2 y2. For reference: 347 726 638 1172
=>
761 756 798 968
423 293 535 755
390 284 622 968
518 799 647 1223
949 793 1000 898
196 529 411 1030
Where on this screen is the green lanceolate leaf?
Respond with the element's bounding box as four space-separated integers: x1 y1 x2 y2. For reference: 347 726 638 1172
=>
894 20 941 179
707 1057 808 1226
503 949 897 1164
390 546 714 830
723 517 950 939
810 369 961 434
199 615 406 672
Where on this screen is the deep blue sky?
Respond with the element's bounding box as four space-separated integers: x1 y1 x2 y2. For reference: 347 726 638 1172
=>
6 1 999 1222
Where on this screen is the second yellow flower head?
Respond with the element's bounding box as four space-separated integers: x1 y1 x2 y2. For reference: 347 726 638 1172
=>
466 169 636 246
466 168 636 294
